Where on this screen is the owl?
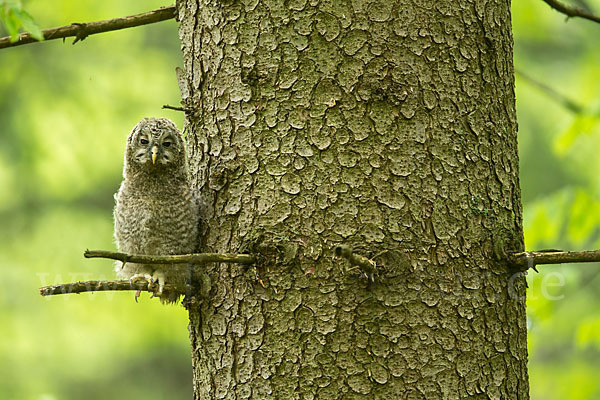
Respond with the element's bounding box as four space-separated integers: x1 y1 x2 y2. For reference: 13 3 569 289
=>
113 117 198 304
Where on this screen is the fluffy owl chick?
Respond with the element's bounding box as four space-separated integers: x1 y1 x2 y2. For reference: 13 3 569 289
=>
113 117 198 304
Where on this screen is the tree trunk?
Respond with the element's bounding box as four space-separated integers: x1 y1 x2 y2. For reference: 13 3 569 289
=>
177 0 529 398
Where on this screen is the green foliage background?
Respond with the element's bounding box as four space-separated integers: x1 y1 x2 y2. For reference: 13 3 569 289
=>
0 1 598 399
0 2 191 399
513 1 600 398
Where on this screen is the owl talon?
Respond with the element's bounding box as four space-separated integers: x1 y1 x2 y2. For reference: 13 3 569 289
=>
129 274 154 287
149 281 165 299
149 291 161 299
129 274 157 301
152 271 166 295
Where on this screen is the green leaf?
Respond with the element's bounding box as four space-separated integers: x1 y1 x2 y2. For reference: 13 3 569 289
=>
13 8 43 41
568 189 600 244
0 7 22 42
0 0 44 42
554 115 598 155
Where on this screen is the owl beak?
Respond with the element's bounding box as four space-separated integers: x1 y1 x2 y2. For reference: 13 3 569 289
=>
151 145 158 164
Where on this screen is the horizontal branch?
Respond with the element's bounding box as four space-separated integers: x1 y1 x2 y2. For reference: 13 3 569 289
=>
542 0 600 24
334 245 378 281
162 104 190 112
84 249 256 265
511 249 600 270
39 279 172 296
0 5 176 50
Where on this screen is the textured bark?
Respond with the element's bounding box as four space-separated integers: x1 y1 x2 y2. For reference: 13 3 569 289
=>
177 0 529 398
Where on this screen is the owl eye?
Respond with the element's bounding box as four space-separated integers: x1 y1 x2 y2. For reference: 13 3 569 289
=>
163 141 172 147
140 138 149 145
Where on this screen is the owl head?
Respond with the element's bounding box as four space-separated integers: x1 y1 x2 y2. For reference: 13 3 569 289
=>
124 117 186 175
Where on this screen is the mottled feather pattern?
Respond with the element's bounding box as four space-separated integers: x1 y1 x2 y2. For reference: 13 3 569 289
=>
113 118 198 304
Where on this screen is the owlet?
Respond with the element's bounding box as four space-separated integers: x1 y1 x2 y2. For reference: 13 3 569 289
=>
113 117 198 304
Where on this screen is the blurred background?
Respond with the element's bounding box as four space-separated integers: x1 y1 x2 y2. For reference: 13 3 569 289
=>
513 1 600 399
0 1 599 399
0 2 190 399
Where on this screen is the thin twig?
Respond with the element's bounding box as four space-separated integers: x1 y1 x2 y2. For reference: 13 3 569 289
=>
541 0 600 24
39 280 171 296
334 245 378 281
511 250 600 270
0 5 176 49
515 69 584 114
84 249 256 265
162 104 190 112
572 0 594 13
